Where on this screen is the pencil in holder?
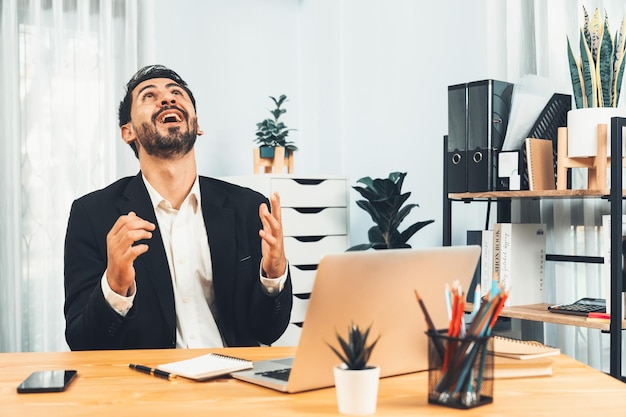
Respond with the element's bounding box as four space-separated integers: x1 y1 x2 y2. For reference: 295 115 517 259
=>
426 331 493 409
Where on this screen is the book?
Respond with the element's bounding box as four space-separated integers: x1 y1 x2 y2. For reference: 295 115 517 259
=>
492 355 553 379
157 353 253 381
524 138 555 191
480 230 494 298
491 336 560 360
495 223 546 306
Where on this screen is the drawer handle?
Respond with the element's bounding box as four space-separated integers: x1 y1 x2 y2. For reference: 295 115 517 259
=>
293 236 326 243
292 207 325 214
293 264 317 271
293 179 325 185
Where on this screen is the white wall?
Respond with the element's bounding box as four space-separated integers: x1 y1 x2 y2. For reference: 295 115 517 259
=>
148 0 502 247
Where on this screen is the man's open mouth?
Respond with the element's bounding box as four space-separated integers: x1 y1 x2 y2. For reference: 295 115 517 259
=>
157 110 184 124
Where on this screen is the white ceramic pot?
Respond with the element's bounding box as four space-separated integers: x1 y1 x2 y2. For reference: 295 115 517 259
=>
333 365 380 416
567 108 626 157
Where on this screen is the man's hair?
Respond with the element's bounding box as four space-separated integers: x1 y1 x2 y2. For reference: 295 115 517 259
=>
118 64 197 128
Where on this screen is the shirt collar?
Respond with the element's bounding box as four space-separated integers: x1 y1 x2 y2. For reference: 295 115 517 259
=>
142 173 201 212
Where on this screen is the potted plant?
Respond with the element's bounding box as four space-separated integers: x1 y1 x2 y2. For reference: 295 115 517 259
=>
327 322 381 416
348 172 434 251
254 94 298 158
566 6 626 157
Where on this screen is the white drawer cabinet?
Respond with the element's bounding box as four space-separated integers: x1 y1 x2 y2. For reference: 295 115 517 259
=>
221 175 350 346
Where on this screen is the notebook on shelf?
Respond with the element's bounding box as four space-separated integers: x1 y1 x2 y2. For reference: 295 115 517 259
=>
231 245 481 393
491 336 560 360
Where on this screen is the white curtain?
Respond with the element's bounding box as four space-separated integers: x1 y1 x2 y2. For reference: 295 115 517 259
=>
0 0 148 352
498 0 626 373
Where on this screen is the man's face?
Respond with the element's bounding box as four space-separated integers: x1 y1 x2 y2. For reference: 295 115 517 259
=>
124 78 199 159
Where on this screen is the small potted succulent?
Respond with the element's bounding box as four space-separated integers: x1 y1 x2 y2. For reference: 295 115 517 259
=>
254 94 298 158
327 322 381 415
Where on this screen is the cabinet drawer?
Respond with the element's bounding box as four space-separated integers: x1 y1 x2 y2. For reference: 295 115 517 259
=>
290 265 317 295
285 235 349 265
271 178 348 207
282 207 347 236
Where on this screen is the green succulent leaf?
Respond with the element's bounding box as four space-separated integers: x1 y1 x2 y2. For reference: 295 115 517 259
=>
327 322 380 370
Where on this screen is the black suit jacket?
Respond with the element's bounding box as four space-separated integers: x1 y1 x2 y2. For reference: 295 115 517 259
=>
64 173 292 350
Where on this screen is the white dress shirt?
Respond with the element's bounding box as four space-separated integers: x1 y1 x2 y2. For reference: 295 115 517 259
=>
101 175 287 348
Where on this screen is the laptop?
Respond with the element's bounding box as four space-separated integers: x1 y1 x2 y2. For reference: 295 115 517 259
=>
231 245 480 393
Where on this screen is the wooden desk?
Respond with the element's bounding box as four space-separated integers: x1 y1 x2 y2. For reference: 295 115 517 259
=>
1 347 626 416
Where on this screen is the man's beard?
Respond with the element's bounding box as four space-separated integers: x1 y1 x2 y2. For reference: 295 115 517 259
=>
134 118 197 159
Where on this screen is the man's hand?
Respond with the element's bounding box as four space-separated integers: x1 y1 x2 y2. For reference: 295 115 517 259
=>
259 192 287 278
106 211 155 296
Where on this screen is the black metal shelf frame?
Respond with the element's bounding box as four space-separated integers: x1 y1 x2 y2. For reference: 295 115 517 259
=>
442 117 626 380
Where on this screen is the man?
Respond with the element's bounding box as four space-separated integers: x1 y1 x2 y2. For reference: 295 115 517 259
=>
64 65 292 350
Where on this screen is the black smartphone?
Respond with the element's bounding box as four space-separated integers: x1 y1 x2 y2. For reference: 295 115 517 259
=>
17 370 78 393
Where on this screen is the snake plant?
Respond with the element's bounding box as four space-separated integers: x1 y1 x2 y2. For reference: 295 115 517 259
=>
348 172 434 251
567 6 626 108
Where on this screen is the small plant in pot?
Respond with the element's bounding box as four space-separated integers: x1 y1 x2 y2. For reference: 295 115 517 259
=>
565 6 626 158
327 322 381 416
254 94 298 158
348 172 434 251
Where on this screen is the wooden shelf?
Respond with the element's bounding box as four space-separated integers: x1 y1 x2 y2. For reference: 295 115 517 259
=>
448 189 625 200
499 303 626 331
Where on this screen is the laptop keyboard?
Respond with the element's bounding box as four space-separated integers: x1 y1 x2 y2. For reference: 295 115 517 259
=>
257 367 291 381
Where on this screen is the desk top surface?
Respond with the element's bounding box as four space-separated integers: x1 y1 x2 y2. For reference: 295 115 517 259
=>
1 346 625 416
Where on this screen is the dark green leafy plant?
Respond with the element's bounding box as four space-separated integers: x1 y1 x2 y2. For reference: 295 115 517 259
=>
254 94 298 152
567 6 626 108
327 322 380 370
348 172 434 251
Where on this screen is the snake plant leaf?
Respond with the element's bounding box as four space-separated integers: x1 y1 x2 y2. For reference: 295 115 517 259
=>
567 37 585 109
614 54 626 107
588 7 602 65
597 18 614 107
580 27 597 107
613 18 626 107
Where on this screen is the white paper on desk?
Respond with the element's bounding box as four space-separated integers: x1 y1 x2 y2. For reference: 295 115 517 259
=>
502 75 554 151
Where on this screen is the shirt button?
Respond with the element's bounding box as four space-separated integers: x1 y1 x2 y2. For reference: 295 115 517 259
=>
183 297 191 303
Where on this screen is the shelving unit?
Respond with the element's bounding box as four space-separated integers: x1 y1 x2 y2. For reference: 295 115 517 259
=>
442 117 626 380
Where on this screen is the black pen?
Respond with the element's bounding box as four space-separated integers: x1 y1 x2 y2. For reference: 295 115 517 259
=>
129 364 176 381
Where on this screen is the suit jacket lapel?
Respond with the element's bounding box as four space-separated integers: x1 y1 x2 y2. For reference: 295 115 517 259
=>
199 178 237 341
116 173 176 333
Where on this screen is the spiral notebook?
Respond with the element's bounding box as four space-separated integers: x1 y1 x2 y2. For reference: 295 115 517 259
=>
491 336 560 360
157 353 252 381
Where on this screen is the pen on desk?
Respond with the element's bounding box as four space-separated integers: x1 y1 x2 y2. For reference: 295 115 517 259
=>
129 364 176 381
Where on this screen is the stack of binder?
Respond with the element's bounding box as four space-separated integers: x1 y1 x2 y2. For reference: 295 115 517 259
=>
446 79 514 193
